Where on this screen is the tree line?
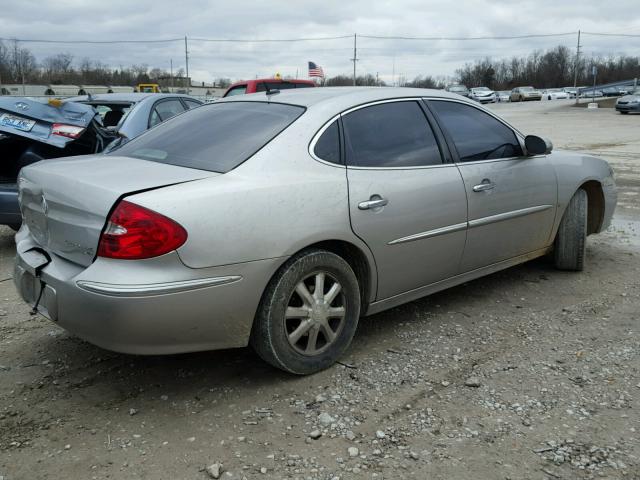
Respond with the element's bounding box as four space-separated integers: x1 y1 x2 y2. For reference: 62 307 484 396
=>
1 39 638 90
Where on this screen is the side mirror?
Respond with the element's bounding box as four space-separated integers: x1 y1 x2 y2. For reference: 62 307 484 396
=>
525 135 553 155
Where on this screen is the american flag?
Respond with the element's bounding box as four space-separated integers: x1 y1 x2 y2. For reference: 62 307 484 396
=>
308 61 324 78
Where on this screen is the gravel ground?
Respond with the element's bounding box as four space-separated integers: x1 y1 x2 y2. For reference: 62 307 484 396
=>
0 101 639 480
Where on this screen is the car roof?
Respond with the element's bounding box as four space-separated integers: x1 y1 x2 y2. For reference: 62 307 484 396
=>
65 93 200 103
217 86 463 110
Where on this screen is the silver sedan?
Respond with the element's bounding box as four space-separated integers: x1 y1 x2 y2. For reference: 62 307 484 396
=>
14 87 617 374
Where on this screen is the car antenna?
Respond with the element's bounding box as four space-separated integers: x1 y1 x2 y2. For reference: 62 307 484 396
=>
87 91 93 101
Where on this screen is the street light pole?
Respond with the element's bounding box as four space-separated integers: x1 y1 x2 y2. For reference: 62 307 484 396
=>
573 30 581 105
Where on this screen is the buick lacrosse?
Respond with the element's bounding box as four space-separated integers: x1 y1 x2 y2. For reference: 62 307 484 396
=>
14 87 617 374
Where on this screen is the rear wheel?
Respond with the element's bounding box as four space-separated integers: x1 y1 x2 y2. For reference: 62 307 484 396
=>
251 249 361 374
620 111 629 115
554 189 587 271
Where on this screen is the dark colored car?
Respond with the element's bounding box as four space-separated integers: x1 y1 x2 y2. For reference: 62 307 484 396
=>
0 93 202 229
223 78 316 97
445 84 470 97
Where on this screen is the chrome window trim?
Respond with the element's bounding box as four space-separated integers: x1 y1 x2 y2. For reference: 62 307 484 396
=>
347 163 454 171
340 97 425 116
77 275 242 297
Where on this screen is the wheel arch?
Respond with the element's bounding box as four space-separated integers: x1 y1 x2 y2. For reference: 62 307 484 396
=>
260 239 377 319
579 180 605 235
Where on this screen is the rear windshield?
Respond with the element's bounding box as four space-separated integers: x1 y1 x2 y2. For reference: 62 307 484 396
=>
111 101 305 173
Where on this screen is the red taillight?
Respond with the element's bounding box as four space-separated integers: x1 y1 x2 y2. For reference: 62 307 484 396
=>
51 123 85 139
97 200 187 260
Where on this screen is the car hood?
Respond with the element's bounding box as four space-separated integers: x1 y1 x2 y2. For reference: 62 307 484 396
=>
619 94 640 102
0 97 98 148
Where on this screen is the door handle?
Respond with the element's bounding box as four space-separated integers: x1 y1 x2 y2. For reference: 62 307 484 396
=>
358 197 388 210
473 179 495 192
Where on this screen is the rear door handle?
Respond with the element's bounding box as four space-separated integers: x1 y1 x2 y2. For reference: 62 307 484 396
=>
358 197 388 210
473 179 495 192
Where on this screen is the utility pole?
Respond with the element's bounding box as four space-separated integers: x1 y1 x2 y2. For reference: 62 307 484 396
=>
170 59 174 91
184 36 190 94
392 56 396 87
573 30 581 105
351 33 357 86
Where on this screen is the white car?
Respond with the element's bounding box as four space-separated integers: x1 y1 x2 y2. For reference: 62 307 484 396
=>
469 87 496 104
542 89 569 100
496 91 511 102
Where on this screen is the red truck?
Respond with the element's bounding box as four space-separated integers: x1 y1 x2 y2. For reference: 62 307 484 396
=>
223 78 316 97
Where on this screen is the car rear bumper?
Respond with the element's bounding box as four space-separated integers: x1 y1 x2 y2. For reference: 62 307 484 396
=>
14 229 283 354
0 183 20 227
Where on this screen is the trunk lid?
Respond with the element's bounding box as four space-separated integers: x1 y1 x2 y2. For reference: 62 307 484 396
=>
19 155 218 266
0 97 96 148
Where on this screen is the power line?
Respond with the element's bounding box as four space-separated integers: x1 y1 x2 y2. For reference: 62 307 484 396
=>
358 32 578 41
2 31 640 45
0 37 183 44
582 31 640 38
190 35 352 43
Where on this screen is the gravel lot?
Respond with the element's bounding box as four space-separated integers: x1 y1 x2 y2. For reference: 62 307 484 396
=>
1 100 639 480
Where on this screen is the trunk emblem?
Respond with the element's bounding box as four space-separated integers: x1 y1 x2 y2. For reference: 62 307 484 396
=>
15 101 30 111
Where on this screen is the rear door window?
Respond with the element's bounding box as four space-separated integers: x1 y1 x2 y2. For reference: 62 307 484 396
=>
429 100 523 162
342 101 443 168
114 102 305 173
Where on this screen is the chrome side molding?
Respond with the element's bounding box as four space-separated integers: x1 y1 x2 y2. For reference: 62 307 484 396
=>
77 275 242 297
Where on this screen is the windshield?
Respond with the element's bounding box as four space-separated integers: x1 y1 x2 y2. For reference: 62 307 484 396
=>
449 85 467 92
473 87 490 92
520 87 534 92
112 101 305 173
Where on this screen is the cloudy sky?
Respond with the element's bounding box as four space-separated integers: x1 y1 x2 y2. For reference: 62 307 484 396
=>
1 0 640 84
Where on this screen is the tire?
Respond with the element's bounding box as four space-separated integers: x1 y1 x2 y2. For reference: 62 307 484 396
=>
554 189 587 271
250 249 361 375
620 111 628 115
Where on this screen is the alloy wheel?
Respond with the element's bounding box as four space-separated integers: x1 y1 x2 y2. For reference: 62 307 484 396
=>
284 272 346 356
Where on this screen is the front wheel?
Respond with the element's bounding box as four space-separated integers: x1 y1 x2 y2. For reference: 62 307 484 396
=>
620 111 629 115
554 189 587 271
251 249 361 374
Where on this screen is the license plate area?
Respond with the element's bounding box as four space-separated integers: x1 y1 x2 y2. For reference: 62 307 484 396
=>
14 252 58 321
0 113 36 132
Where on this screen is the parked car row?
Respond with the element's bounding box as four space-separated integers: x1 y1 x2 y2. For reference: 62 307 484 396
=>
0 93 203 229
444 84 635 103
